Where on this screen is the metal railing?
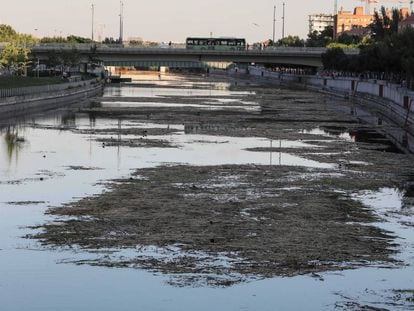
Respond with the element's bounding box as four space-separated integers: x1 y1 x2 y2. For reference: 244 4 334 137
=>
27 43 359 55
0 79 99 99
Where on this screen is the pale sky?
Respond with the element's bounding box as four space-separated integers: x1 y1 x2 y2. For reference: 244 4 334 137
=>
0 0 403 42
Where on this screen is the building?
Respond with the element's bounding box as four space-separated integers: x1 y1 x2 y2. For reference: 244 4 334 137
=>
400 8 410 18
309 14 335 34
334 6 411 38
399 14 414 32
334 7 373 38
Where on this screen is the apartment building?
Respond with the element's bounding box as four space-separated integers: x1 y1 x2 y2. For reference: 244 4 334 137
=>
334 7 373 38
309 14 335 33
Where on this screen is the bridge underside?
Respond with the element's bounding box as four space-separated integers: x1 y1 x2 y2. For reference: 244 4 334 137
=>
102 60 208 68
98 56 321 68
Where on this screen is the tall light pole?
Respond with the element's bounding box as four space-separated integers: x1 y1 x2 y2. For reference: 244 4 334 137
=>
119 1 124 44
91 4 95 41
282 2 285 39
34 28 40 78
272 5 276 43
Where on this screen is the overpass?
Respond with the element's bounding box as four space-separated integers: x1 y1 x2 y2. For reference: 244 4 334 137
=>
29 44 359 69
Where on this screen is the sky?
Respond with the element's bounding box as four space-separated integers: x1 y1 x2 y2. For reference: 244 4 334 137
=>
0 0 406 42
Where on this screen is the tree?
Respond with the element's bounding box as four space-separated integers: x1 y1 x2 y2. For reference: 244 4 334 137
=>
66 35 93 44
0 24 17 42
0 42 30 75
103 37 121 44
40 35 93 44
0 24 37 45
306 26 334 47
87 45 101 67
276 35 305 47
44 51 61 69
370 7 402 41
337 33 362 45
128 39 144 46
321 47 348 70
60 47 81 68
40 36 68 43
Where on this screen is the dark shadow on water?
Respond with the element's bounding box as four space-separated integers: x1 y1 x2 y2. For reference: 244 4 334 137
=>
1 126 25 163
349 128 404 154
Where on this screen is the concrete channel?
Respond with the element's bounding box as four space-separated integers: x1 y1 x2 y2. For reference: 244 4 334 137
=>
247 66 414 153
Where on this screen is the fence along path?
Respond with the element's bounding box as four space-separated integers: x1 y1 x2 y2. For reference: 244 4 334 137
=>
0 79 98 99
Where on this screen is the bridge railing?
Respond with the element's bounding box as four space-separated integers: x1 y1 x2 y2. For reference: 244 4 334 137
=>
28 43 359 55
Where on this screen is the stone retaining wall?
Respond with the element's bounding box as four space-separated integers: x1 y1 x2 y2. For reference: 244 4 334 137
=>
248 66 414 136
0 80 104 118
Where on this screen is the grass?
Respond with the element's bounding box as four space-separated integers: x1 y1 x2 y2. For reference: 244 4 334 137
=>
0 76 64 89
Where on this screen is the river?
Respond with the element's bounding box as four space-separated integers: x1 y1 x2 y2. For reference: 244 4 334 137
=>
0 73 413 310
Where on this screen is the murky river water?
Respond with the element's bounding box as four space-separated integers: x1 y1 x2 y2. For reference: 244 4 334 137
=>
0 74 413 310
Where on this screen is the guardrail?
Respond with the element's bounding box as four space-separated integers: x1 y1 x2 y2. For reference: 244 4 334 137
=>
0 79 99 99
26 44 359 55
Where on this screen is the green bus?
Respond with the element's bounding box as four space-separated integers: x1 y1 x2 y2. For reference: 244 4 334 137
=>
186 37 246 51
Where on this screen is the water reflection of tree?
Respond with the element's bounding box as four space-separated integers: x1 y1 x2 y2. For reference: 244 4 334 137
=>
402 182 414 209
60 113 76 127
3 126 25 162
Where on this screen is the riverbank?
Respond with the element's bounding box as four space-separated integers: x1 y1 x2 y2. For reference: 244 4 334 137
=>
246 66 414 143
0 78 104 119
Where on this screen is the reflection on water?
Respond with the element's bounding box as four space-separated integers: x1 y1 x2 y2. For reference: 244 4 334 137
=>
61 112 77 127
302 127 355 142
99 101 261 111
1 126 25 164
335 103 414 153
303 125 411 153
104 85 253 98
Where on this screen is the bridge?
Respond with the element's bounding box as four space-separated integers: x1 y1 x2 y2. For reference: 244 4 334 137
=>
29 44 359 69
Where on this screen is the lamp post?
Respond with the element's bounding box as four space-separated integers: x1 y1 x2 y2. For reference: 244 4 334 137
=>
272 5 276 43
91 4 95 41
119 1 124 44
34 28 40 78
37 58 40 78
282 2 285 39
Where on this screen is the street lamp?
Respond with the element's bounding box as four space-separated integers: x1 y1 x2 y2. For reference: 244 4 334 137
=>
282 2 285 39
119 1 124 44
34 28 39 47
91 4 95 41
36 58 40 78
272 5 276 43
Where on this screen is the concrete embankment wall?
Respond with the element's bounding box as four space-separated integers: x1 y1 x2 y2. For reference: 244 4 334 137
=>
248 66 414 136
0 79 104 118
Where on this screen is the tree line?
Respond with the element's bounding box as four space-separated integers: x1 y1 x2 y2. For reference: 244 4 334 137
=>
0 25 37 75
321 8 414 86
1 25 102 76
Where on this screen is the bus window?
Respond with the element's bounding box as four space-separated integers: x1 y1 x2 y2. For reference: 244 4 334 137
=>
186 37 246 50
